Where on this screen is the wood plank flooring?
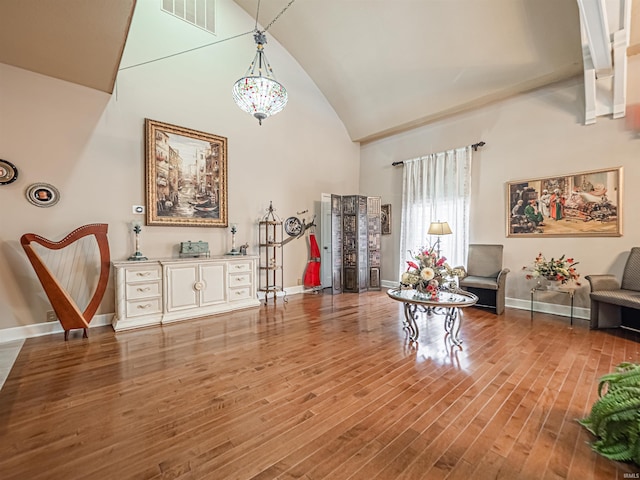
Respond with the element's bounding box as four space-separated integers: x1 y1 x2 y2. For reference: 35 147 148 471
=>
1 291 639 479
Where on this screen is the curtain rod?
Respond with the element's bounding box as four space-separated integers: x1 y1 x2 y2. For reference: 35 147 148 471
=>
391 141 485 166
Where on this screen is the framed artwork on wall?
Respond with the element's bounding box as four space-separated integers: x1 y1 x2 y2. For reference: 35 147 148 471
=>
381 204 391 235
506 167 622 238
0 159 18 185
145 118 228 227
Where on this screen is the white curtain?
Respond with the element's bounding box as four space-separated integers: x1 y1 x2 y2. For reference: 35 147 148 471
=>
399 146 472 277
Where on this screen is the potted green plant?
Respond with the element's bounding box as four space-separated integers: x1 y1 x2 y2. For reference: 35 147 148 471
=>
578 362 640 465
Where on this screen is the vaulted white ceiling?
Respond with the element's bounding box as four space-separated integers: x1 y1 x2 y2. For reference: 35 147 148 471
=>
233 0 589 143
0 0 637 143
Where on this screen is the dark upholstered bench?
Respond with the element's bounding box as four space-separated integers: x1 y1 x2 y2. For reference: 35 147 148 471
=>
585 247 640 329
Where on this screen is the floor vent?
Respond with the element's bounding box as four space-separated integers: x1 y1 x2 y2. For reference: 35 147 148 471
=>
162 0 216 35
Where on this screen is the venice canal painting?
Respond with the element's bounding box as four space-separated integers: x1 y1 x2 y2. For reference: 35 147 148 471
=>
145 119 228 227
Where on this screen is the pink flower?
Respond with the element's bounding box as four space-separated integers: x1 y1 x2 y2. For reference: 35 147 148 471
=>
406 261 419 270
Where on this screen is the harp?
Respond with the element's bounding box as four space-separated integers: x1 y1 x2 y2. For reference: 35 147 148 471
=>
20 224 110 340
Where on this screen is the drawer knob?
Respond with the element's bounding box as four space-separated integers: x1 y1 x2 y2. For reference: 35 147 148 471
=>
137 287 151 292
136 272 151 277
194 282 203 291
137 304 151 309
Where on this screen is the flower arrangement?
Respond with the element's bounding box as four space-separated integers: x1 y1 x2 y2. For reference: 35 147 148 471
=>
523 252 580 285
400 246 466 299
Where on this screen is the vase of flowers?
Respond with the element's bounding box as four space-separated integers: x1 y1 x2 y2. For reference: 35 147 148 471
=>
400 246 465 300
523 252 580 288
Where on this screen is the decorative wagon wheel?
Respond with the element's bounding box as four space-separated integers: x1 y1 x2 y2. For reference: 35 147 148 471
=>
284 216 303 237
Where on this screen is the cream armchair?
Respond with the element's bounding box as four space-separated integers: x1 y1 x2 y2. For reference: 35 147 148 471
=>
458 244 510 314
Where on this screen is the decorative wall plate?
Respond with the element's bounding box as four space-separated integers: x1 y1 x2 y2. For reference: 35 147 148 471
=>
284 216 302 236
0 159 18 185
26 183 60 208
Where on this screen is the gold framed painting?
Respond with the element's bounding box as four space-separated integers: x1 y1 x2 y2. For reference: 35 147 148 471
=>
506 167 622 238
145 119 228 227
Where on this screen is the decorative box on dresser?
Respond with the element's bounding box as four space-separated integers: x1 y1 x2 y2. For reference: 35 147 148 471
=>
112 256 260 331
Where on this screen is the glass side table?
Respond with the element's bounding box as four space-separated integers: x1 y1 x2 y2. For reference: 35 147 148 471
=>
530 284 576 325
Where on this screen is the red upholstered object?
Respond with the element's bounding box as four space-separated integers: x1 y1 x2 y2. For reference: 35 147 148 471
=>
304 233 321 288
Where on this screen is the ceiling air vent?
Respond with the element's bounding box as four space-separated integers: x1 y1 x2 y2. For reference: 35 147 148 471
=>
162 0 216 35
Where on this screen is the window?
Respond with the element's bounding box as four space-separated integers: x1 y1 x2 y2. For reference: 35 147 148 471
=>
162 0 216 35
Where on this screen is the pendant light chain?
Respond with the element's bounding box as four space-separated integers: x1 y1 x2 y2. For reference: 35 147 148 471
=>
263 0 297 32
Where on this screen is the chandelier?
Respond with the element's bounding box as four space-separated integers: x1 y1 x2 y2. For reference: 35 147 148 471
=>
232 31 288 125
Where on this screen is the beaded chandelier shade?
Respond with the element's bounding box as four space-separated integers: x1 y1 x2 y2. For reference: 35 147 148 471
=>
232 31 288 125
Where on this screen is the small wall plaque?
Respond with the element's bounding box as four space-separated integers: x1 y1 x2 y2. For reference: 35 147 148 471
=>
0 159 18 185
26 183 60 208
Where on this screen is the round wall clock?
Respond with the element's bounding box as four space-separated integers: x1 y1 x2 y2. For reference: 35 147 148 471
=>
0 159 18 185
26 183 61 208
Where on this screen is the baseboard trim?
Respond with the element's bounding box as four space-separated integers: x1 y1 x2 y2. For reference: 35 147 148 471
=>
0 314 113 344
621 325 640 333
0 291 592 343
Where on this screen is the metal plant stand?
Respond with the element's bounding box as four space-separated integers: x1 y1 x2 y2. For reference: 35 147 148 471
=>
258 202 287 304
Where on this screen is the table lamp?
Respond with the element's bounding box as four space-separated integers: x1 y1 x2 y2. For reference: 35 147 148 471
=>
428 220 452 258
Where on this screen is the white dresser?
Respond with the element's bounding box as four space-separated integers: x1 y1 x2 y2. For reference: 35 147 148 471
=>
112 256 260 331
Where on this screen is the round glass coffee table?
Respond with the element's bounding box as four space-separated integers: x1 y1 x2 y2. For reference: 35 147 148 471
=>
387 288 478 346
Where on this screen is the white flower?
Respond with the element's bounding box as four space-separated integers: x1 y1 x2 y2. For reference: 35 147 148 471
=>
401 272 420 285
420 267 435 281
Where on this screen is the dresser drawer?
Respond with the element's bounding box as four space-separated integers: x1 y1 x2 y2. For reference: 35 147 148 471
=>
125 267 161 282
228 261 251 273
126 281 161 300
126 297 162 317
229 287 252 301
228 272 251 288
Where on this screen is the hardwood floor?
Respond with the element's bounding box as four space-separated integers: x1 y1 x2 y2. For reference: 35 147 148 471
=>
1 291 639 479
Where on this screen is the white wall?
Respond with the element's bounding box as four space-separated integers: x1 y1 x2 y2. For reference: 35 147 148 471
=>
2 1 639 335
360 55 640 314
0 0 359 332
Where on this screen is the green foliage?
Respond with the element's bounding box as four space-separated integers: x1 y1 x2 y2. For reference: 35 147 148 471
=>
578 362 640 465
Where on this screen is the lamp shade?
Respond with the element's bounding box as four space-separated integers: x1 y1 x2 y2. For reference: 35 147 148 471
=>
428 221 452 235
232 31 288 125
232 76 287 124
